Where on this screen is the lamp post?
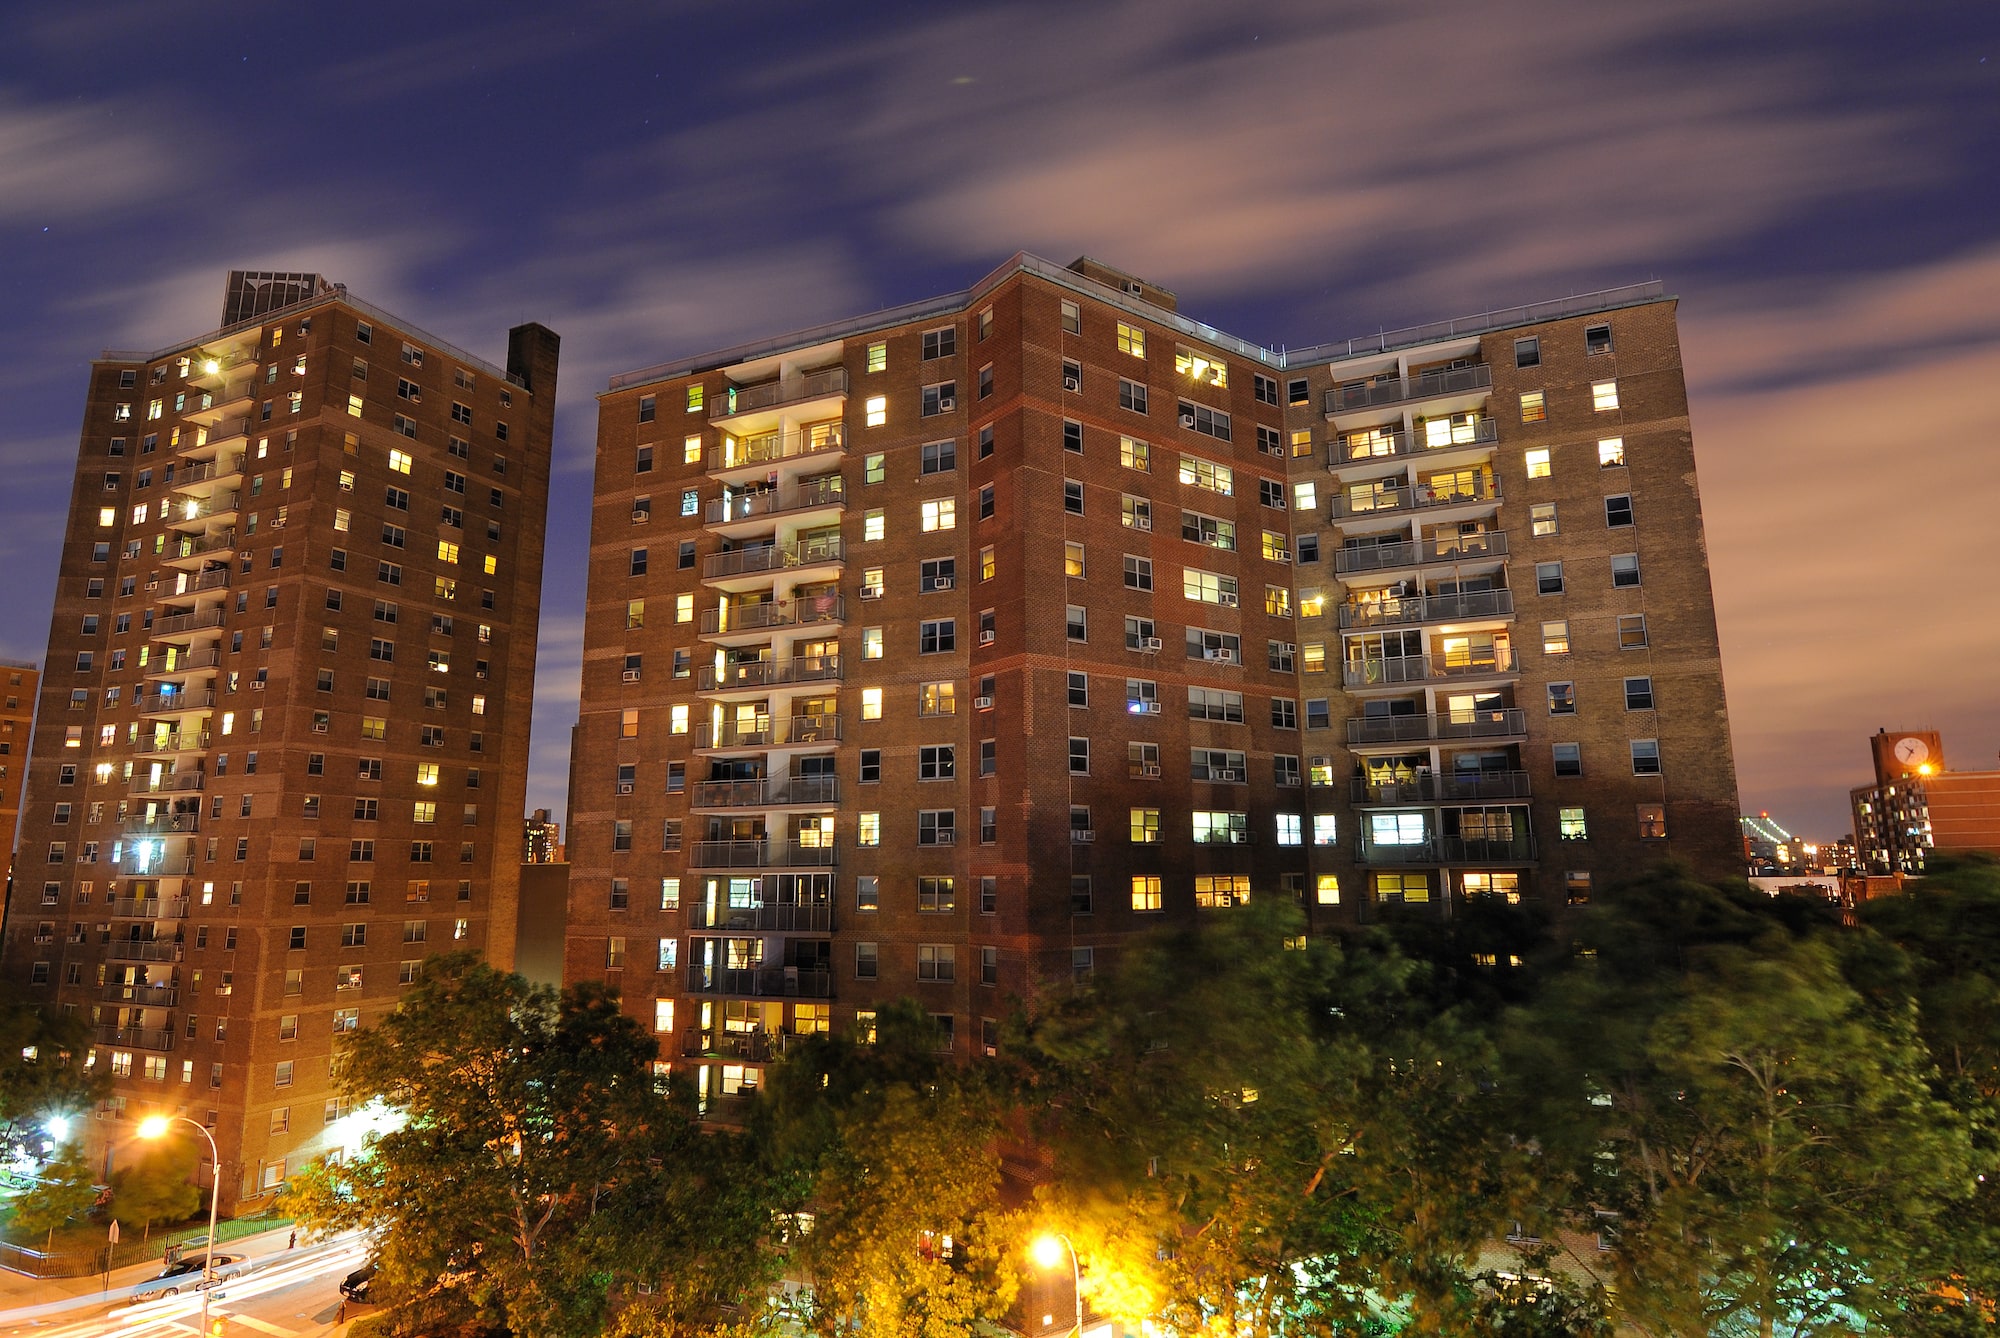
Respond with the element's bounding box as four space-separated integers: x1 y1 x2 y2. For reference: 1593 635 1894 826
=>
137 1115 220 1331
1030 1232 1083 1338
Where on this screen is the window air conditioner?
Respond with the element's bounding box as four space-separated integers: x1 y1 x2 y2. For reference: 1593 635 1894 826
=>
1180 414 1196 428
145 581 159 592
622 669 642 683
974 695 994 710
1215 769 1241 782
933 830 957 845
931 577 954 591
860 585 883 600
617 783 635 795
1063 376 1080 392
1219 592 1238 607
312 722 328 733
1274 552 1291 563
938 398 956 412
979 630 995 645
1140 762 1163 777
1134 516 1152 531
1073 829 1096 843
1139 636 1163 651
1144 700 1162 714
632 510 649 523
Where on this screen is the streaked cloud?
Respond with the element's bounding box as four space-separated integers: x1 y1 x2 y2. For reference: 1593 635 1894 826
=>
0 96 184 222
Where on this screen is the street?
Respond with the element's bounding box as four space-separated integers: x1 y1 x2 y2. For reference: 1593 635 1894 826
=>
0 1228 370 1338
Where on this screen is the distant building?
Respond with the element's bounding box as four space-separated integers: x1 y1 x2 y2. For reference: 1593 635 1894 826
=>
524 806 563 863
0 660 40 927
1850 729 2000 874
1739 812 1841 876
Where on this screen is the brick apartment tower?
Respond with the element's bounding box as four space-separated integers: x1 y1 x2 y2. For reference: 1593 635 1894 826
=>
0 272 557 1206
1 661 41 911
565 255 1738 1104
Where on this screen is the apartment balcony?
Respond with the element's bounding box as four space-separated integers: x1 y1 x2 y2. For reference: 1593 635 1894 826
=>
702 537 846 591
106 940 182 963
689 839 839 870
699 595 845 644
92 1025 176 1052
1337 588 1514 630
183 384 252 425
698 657 842 696
1345 709 1529 747
684 964 834 999
162 531 235 569
704 475 846 534
1330 475 1501 526
1325 363 1492 417
171 453 245 496
124 813 201 837
695 713 842 750
133 731 210 756
687 900 834 933
708 366 849 424
108 896 191 918
1354 834 1537 867
101 982 179 1007
1334 531 1509 579
1342 649 1520 690
165 491 240 533
152 608 225 638
680 1029 793 1062
1351 772 1534 805
138 689 217 717
145 648 222 681
1329 416 1499 471
690 776 840 811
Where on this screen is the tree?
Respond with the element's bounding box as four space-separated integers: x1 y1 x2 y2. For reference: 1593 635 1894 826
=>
109 1136 200 1235
0 1002 105 1168
757 1002 1019 1338
282 954 766 1338
9 1145 98 1249
1512 867 1979 1338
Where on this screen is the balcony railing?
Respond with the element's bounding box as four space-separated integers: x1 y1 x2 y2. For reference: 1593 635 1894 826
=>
702 537 845 580
1326 363 1492 414
694 713 843 749
101 983 179 1007
1331 475 1501 521
688 900 834 933
1342 649 1519 688
148 649 222 677
125 814 201 836
138 689 217 716
689 840 840 869
164 532 234 563
91 1025 176 1052
153 609 224 637
705 476 845 525
176 568 231 594
709 366 849 421
680 1029 793 1062
133 732 209 754
1345 709 1528 746
108 896 191 918
1337 588 1514 630
690 776 840 809
171 454 245 490
1355 834 1538 866
699 595 845 637
698 658 843 693
166 492 240 526
1331 415 1498 465
1334 531 1509 577
684 964 834 998
129 771 206 794
1351 771 1534 804
106 940 181 963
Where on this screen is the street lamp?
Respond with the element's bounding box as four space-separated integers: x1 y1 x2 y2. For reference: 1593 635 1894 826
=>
137 1114 220 1330
1029 1232 1083 1338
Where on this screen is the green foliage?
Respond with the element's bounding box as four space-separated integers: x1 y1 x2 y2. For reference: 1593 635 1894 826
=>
0 1002 105 1167
9 1144 98 1242
280 953 769 1338
110 1135 201 1233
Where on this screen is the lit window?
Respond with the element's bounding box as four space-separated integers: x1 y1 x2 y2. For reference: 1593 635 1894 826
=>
1315 875 1340 905
1117 322 1145 358
862 687 882 720
865 395 887 426
438 540 460 564
858 812 880 846
1120 436 1150 471
675 593 694 622
1130 808 1160 844
1593 380 1619 411
866 342 887 373
1519 390 1546 422
1525 448 1551 479
1542 620 1570 655
670 705 689 735
1064 542 1085 578
1531 502 1558 537
1598 437 1626 467
921 499 955 531
864 510 886 542
388 449 412 474
1131 876 1162 911
1174 345 1227 387
1560 807 1588 840
1292 480 1317 511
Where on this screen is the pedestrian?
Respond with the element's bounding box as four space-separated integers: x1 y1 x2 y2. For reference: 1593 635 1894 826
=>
337 1300 347 1324
288 1230 297 1249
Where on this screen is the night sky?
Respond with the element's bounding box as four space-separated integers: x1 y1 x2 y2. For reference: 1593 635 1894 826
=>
3 1 1994 841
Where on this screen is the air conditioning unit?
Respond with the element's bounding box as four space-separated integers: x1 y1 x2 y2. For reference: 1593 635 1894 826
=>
978 630 995 645
1180 414 1196 428
1134 515 1152 531
145 581 159 592
622 669 642 683
616 782 635 795
250 681 264 691
1215 769 1241 782
1144 700 1162 714
932 830 957 845
860 585 883 600
1140 762 1163 777
1219 593 1238 607
1062 376 1080 392
1072 829 1096 843
1273 552 1291 563
311 722 328 733
974 695 994 710
632 510 649 523
1205 649 1236 663
931 576 954 591
1126 280 1145 295
938 398 956 412
1139 636 1163 651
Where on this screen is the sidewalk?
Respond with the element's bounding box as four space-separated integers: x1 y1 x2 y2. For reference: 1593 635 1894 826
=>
0 1222 303 1318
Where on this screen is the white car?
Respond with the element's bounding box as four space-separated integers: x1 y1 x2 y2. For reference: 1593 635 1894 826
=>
129 1252 250 1299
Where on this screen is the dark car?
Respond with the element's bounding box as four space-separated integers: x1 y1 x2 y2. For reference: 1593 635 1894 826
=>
130 1252 248 1300
340 1261 378 1302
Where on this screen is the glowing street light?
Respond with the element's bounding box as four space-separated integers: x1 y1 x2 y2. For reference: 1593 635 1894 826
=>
44 1115 71 1142
138 1114 221 1330
1029 1232 1083 1338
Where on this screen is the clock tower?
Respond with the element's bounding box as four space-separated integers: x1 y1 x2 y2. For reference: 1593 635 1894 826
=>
1871 729 1945 784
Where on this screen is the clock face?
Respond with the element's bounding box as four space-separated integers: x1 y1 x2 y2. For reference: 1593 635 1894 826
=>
1893 736 1931 765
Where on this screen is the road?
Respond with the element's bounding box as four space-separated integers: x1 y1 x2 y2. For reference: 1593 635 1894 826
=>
0 1230 370 1338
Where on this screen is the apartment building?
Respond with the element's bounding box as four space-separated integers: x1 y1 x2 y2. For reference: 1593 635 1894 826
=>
0 272 558 1207
566 254 1740 1103
1 660 40 913
1852 729 2000 873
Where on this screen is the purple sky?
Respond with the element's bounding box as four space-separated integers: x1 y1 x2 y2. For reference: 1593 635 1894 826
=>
2 1 1995 841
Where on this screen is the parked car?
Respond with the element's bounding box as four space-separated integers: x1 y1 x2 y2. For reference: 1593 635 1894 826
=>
340 1261 378 1302
130 1252 248 1300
